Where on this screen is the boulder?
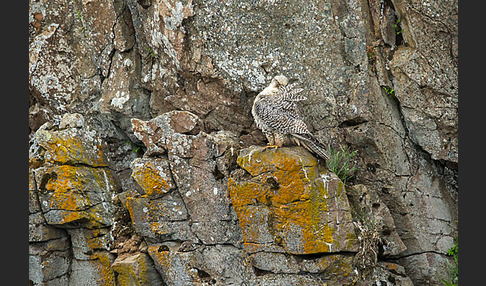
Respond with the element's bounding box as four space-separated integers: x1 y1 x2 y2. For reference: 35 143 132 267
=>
111 253 164 286
228 146 359 255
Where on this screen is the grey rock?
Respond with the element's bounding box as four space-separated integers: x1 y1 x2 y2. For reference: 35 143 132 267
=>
29 240 71 284
68 228 113 260
249 252 300 274
29 212 66 242
28 0 457 284
148 244 253 286
398 252 452 286
69 254 116 286
111 253 164 286
347 184 407 257
59 113 85 129
126 194 197 242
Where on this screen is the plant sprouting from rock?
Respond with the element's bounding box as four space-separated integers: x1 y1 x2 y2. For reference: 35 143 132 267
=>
367 45 377 73
382 86 395 97
327 145 358 185
441 238 458 286
394 19 404 35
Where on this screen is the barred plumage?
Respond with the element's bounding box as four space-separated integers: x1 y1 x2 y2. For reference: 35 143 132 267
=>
251 75 329 160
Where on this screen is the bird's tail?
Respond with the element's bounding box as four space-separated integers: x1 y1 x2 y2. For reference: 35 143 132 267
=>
292 133 330 160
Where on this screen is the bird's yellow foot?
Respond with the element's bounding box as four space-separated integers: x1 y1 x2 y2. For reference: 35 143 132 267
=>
262 144 279 151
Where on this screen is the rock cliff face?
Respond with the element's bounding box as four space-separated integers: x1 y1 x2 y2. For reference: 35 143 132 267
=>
29 0 457 285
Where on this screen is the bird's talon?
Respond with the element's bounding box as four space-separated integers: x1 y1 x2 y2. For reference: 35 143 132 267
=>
262 144 279 151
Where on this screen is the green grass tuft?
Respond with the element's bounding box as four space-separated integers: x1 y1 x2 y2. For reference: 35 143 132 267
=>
441 238 458 286
327 145 358 185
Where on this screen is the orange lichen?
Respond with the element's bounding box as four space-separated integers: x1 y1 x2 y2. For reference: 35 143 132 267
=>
38 130 107 167
41 165 114 226
131 160 172 197
112 254 154 286
112 262 139 286
228 147 341 254
91 251 115 285
147 245 172 270
125 196 137 223
227 178 270 208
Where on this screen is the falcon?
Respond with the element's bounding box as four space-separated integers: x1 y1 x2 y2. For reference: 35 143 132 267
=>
251 75 329 160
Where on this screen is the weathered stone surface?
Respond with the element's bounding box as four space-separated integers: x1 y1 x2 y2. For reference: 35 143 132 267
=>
29 120 119 285
147 245 204 285
126 193 197 242
34 127 108 167
353 262 414 286
112 253 164 286
29 169 41 213
130 112 242 247
347 184 407 257
130 112 178 157
229 146 358 255
29 237 71 285
147 244 252 286
29 0 457 284
29 212 66 243
249 252 356 278
65 228 117 285
167 110 200 134
399 252 451 286
70 253 116 286
29 253 71 285
130 157 176 197
68 228 114 260
35 164 115 228
390 46 457 163
59 112 85 129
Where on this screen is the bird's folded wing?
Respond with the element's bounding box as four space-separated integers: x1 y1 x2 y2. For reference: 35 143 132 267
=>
253 98 310 134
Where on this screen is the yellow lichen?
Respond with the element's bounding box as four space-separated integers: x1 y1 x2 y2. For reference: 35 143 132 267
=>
112 254 154 286
112 261 139 286
228 147 340 254
131 160 172 197
92 251 115 285
38 130 107 167
41 165 114 226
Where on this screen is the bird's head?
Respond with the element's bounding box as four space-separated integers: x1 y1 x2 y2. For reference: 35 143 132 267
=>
272 75 289 87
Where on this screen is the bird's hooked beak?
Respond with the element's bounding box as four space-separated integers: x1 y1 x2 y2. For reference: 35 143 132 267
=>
273 75 289 87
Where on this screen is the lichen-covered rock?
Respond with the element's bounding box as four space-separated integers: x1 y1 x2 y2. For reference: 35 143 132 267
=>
69 253 116 286
228 146 359 255
249 251 356 280
131 157 177 197
29 119 118 285
111 253 164 286
147 245 206 285
126 192 197 242
35 164 115 228
130 111 242 244
29 0 457 284
147 244 252 286
34 127 108 167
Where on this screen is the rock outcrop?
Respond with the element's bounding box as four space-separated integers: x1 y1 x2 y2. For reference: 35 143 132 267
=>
229 146 358 255
29 0 457 285
29 116 117 285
